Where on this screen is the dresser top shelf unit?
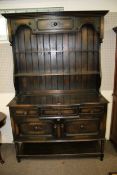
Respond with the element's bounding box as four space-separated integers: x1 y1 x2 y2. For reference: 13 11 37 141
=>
2 11 109 95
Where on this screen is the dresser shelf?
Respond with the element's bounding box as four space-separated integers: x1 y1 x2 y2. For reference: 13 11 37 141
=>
15 141 103 162
15 71 100 77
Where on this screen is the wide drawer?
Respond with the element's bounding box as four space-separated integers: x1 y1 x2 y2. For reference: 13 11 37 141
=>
64 119 100 136
18 120 54 136
37 17 74 31
39 106 79 117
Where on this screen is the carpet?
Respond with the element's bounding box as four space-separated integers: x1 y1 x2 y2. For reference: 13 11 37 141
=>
1 142 117 175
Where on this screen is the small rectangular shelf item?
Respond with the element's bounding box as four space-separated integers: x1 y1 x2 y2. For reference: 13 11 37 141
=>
2 10 108 162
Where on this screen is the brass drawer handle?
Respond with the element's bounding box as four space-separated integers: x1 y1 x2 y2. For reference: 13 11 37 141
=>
61 124 64 128
80 124 85 129
54 124 57 129
58 112 62 116
33 125 40 131
23 111 27 115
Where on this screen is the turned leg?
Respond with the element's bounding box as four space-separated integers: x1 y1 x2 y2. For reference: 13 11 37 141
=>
16 156 21 163
0 143 4 164
0 131 4 164
15 142 21 163
100 140 105 161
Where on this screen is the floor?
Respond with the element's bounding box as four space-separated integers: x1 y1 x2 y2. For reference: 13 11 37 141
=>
0 141 117 175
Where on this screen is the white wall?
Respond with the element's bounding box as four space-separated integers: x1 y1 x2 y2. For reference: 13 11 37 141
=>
0 0 117 143
0 93 15 143
0 0 117 12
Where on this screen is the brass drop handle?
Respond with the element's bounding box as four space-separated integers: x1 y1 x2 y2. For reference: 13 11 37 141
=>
90 109 96 113
80 124 85 129
61 123 64 128
54 124 57 129
58 112 62 116
34 125 40 130
23 111 27 115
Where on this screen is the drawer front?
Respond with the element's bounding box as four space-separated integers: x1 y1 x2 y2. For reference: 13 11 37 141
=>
79 105 104 114
37 17 74 31
64 119 100 136
14 108 38 116
18 120 53 136
40 107 78 117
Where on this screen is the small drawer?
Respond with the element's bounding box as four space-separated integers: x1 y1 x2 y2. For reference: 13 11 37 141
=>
15 110 28 115
37 17 74 31
79 105 104 114
14 108 38 116
64 119 100 136
28 110 38 115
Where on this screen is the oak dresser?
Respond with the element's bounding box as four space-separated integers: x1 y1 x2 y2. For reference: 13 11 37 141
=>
3 11 108 161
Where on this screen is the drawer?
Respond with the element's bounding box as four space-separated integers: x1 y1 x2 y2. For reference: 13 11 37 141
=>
37 17 74 31
19 120 53 136
14 108 38 116
64 119 100 136
79 105 104 114
40 107 78 117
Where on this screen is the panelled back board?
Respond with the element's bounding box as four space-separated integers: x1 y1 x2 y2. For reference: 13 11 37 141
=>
14 24 100 93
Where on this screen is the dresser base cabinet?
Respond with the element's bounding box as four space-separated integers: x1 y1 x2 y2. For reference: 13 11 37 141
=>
3 11 108 161
8 92 108 161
